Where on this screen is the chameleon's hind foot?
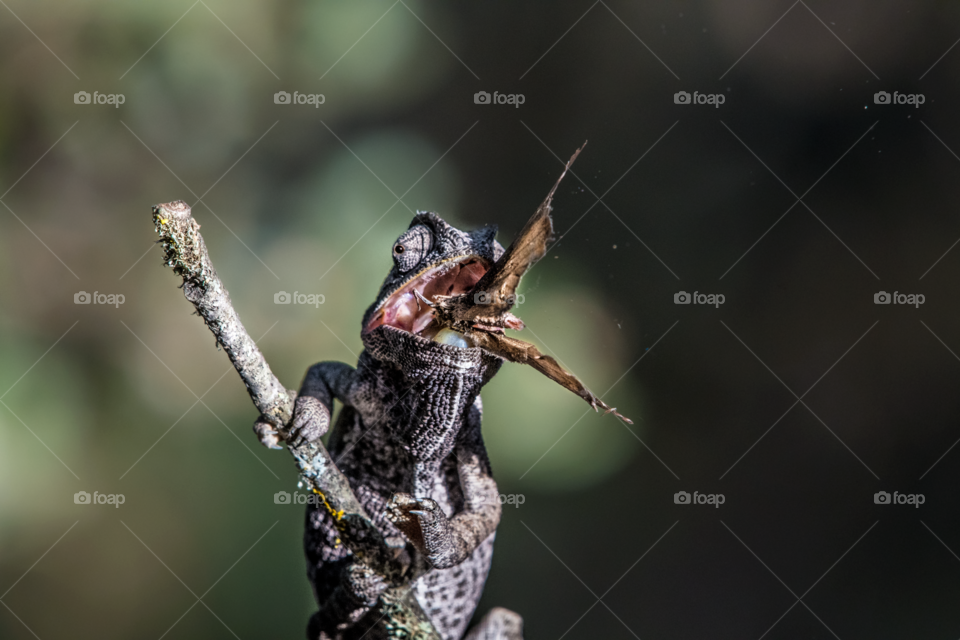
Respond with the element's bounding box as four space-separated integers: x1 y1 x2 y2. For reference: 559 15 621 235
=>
342 562 388 606
463 607 523 640
385 492 441 553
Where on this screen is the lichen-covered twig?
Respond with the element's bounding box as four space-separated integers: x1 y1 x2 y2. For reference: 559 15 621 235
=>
152 201 440 639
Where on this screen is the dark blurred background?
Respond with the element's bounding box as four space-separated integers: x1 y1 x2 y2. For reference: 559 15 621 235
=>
3 1 960 638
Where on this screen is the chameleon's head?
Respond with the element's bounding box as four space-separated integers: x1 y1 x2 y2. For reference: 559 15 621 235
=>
361 211 504 356
359 212 505 461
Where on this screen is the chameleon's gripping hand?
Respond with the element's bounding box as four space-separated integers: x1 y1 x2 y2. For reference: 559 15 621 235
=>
386 493 464 569
251 391 330 449
341 562 389 607
289 395 331 447
287 361 355 448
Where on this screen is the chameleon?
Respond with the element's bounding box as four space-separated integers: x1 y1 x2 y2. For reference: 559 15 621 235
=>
271 146 629 640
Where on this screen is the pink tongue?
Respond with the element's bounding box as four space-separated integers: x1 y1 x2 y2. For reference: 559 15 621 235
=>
412 311 435 334
371 258 490 335
387 292 417 332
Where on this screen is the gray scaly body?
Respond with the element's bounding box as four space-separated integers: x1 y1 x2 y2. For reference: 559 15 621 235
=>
290 213 523 640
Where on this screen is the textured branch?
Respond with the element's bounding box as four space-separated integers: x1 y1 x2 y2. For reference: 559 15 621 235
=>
152 200 439 639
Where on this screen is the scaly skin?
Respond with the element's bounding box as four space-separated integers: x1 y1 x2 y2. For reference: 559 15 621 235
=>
288 212 523 640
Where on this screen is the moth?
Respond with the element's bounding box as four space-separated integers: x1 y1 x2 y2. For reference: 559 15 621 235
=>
422 144 631 424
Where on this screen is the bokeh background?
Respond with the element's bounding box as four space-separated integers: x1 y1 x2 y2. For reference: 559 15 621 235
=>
3 1 960 638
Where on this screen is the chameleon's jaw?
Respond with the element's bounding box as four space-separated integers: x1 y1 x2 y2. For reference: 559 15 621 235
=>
364 255 488 340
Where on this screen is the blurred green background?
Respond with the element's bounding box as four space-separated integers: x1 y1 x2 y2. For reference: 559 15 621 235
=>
4 1 960 638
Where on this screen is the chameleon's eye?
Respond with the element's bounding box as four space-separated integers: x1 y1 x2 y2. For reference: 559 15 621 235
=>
392 225 432 272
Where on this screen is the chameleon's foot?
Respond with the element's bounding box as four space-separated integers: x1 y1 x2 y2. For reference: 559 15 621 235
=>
463 607 524 640
252 416 283 449
386 493 482 570
342 562 388 606
289 395 330 447
385 493 442 553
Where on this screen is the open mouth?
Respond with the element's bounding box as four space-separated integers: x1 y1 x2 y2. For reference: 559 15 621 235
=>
365 256 489 342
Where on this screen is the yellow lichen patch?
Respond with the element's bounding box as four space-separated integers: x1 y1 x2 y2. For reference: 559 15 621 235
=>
312 488 345 521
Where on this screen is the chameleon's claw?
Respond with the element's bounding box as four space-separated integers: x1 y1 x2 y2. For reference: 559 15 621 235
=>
252 417 283 449
408 498 440 524
386 494 443 547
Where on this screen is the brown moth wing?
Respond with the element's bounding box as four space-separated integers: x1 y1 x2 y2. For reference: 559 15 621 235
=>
465 144 585 321
470 330 632 424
